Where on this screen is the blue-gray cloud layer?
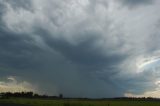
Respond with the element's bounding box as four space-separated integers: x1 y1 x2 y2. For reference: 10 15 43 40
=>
122 0 153 6
0 0 160 98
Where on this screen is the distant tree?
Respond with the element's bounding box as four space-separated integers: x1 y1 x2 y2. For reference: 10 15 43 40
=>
59 93 63 99
26 92 33 97
34 93 39 97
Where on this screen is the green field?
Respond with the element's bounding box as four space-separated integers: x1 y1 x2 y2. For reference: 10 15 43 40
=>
1 98 160 106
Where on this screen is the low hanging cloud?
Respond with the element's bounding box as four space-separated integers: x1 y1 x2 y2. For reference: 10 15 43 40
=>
0 0 160 98
0 76 36 93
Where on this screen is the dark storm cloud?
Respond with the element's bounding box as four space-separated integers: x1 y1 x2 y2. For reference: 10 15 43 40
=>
0 27 40 69
0 0 160 97
31 26 128 97
0 0 128 97
40 30 126 67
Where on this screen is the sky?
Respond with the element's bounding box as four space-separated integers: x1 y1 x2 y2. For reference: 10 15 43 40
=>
0 0 160 98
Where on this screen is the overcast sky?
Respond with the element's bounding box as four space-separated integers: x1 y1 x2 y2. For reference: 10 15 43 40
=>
0 0 160 98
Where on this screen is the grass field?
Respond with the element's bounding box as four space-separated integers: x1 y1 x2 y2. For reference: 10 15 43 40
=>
1 98 160 106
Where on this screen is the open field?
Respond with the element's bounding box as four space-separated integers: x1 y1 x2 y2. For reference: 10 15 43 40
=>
1 98 160 106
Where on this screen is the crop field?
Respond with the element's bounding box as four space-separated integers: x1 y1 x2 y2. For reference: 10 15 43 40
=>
1 98 160 106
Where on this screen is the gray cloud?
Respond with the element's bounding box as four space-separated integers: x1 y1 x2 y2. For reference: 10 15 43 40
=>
0 0 160 98
120 0 154 8
2 0 32 10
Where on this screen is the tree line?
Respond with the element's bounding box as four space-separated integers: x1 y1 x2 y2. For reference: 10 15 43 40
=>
1 92 160 101
0 92 63 99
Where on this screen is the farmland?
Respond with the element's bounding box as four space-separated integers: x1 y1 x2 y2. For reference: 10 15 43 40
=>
1 98 160 106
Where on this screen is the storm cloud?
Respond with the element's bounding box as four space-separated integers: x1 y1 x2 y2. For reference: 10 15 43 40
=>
0 0 160 98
